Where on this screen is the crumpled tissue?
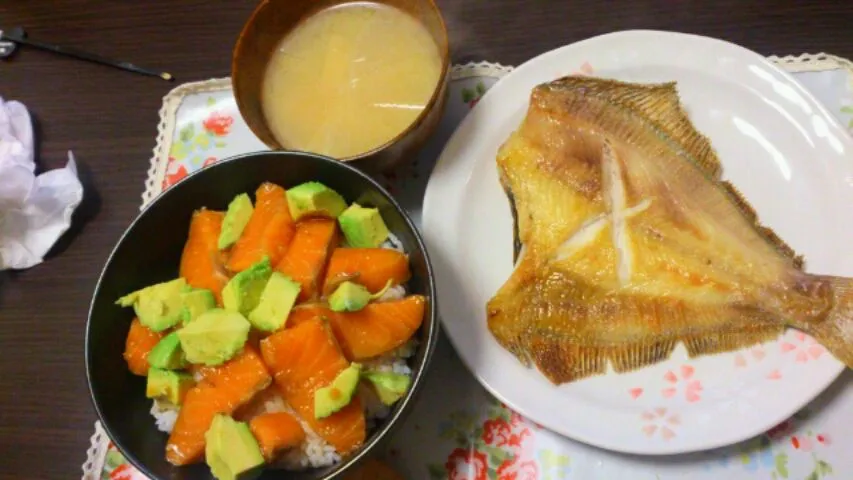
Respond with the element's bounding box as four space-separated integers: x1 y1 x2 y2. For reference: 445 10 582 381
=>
0 96 84 270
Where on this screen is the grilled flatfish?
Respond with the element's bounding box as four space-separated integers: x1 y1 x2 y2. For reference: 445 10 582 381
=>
487 76 853 385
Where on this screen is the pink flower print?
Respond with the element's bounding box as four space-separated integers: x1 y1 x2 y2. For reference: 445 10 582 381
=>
202 111 234 137
163 164 188 188
506 409 544 430
497 457 538 480
788 432 831 452
482 418 512 447
109 464 148 480
445 448 488 480
509 428 535 458
780 331 825 363
508 409 540 430
734 345 766 367
628 387 644 399
482 418 534 457
661 365 703 402
202 156 217 168
791 435 815 451
509 410 524 426
641 407 679 440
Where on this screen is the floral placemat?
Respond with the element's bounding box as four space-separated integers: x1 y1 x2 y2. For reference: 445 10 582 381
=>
86 54 853 480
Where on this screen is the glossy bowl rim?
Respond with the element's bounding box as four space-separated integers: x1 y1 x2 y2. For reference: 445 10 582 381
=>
85 150 439 480
230 0 451 163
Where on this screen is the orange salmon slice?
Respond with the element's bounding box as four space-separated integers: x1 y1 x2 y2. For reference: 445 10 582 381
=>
227 182 296 273
123 317 165 376
288 296 426 360
260 317 366 455
323 248 410 295
275 218 340 302
166 346 271 465
193 346 272 403
180 209 229 305
165 384 233 465
249 411 306 462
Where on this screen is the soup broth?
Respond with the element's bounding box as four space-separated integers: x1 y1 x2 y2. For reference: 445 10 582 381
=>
261 2 443 159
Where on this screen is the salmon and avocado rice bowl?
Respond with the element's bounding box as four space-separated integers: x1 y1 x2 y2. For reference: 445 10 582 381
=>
115 180 426 478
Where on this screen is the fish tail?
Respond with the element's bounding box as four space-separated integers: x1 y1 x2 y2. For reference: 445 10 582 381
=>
798 275 853 368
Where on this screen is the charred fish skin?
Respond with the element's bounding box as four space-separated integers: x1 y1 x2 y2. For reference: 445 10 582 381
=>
498 164 523 265
487 75 853 385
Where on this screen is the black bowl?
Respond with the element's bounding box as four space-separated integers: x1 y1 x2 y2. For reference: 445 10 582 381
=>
86 151 438 480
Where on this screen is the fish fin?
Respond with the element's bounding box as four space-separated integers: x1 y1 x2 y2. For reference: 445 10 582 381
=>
800 276 853 367
529 336 609 383
682 324 784 357
545 76 722 178
719 180 805 269
608 339 679 373
527 334 677 384
526 325 785 384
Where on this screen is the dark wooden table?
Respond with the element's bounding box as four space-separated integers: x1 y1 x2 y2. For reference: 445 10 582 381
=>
2 1 852 478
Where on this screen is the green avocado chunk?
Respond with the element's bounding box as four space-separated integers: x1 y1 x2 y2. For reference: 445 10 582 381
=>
328 280 393 312
205 414 265 480
177 309 251 366
222 257 273 315
146 368 194 405
363 370 411 406
314 363 362 419
218 193 255 250
338 203 390 248
147 332 187 370
116 278 189 332
247 272 301 332
181 288 216 326
328 281 371 312
285 181 347 221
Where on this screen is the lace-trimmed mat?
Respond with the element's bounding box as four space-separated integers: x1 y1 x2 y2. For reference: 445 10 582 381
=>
86 54 853 480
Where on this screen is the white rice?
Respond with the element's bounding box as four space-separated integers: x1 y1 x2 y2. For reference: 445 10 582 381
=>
256 393 342 470
378 284 406 302
147 229 418 469
150 399 180 434
381 232 405 252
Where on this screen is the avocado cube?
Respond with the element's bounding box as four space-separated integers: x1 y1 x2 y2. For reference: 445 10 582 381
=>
177 309 250 366
363 370 411 406
314 363 362 419
328 281 372 313
181 288 216 326
205 414 265 480
222 258 273 315
147 332 187 370
116 278 189 332
218 193 255 250
146 368 194 405
285 182 347 221
338 203 390 248
247 272 301 332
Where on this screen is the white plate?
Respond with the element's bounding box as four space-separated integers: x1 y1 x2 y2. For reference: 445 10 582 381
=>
422 30 853 455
